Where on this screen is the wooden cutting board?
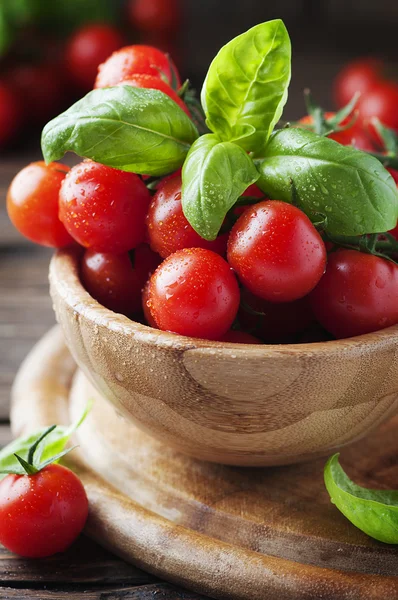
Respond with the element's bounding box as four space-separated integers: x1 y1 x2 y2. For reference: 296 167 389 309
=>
11 327 398 600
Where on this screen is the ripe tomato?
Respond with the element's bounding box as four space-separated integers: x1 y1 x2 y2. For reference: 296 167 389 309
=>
334 58 381 108
0 82 21 146
298 112 373 151
146 248 240 339
147 175 227 258
81 250 142 315
358 83 398 137
0 464 88 558
65 24 125 90
116 74 189 115
388 168 398 185
142 281 158 328
95 45 180 89
59 161 151 253
128 0 180 34
310 249 398 339
7 161 72 247
219 330 262 344
7 64 64 123
227 201 327 303
239 288 314 343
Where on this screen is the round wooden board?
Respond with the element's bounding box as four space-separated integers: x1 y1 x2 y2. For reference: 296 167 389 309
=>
10 327 398 600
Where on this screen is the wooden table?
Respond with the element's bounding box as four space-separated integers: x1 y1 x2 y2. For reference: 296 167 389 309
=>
0 156 206 600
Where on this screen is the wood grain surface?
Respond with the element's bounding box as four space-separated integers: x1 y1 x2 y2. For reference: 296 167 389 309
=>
10 327 398 600
50 247 398 466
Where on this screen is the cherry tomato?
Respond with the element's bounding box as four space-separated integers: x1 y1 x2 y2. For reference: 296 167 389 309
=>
358 83 398 137
0 464 88 558
59 161 151 253
227 201 327 302
298 112 373 151
7 161 72 247
116 74 189 115
388 168 398 185
142 280 158 328
0 82 21 146
334 58 381 108
219 330 262 344
95 45 180 89
239 288 314 343
233 183 266 217
146 248 240 339
81 250 142 315
147 175 227 258
7 64 64 123
65 24 125 91
128 0 180 34
310 249 398 339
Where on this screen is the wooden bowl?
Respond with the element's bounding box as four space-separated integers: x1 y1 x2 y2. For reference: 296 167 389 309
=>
49 247 398 466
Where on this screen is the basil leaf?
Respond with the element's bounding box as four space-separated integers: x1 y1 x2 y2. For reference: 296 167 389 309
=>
182 134 259 241
324 454 398 544
0 402 90 478
257 128 398 236
42 86 199 176
201 19 291 155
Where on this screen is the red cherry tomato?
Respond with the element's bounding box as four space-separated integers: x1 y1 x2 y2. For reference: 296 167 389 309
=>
0 82 21 146
227 201 327 303
310 249 398 339
116 74 189 115
81 250 142 315
147 175 227 258
298 112 373 151
147 248 240 339
95 45 180 89
59 161 151 253
388 168 398 186
7 161 72 248
239 288 314 343
128 0 180 34
334 58 381 108
233 183 266 217
7 64 64 123
0 464 88 558
142 281 158 328
65 24 125 91
358 83 398 137
219 330 262 344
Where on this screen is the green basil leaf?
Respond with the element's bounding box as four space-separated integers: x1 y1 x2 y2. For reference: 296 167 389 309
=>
42 86 199 176
201 19 291 155
182 134 259 241
257 127 398 236
0 401 90 478
324 454 398 544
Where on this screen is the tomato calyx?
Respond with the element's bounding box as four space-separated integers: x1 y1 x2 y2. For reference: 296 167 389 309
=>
299 90 361 137
322 232 398 265
365 118 398 170
0 425 77 477
178 80 208 135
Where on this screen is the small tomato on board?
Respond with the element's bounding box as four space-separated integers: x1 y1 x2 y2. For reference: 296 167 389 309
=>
310 249 398 339
7 161 72 248
81 250 142 315
95 45 181 89
147 174 227 258
65 23 125 90
147 248 240 339
334 58 381 108
358 83 398 138
59 161 151 253
227 201 327 303
128 0 181 34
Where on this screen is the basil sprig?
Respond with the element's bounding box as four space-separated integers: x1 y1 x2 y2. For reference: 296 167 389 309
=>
257 128 398 235
324 454 398 544
42 86 199 176
201 19 291 155
182 135 259 240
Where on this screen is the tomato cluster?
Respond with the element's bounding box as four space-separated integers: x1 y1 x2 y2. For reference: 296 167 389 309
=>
8 43 398 344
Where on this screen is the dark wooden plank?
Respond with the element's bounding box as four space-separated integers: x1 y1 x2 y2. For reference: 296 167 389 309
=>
0 425 11 447
0 538 153 587
0 583 207 599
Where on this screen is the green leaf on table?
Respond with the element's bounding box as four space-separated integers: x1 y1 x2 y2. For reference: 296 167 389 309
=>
324 454 398 544
201 19 291 155
257 127 398 236
0 401 91 478
42 86 199 177
182 134 259 241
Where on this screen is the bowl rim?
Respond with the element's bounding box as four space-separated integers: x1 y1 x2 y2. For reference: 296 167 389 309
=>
50 246 398 357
